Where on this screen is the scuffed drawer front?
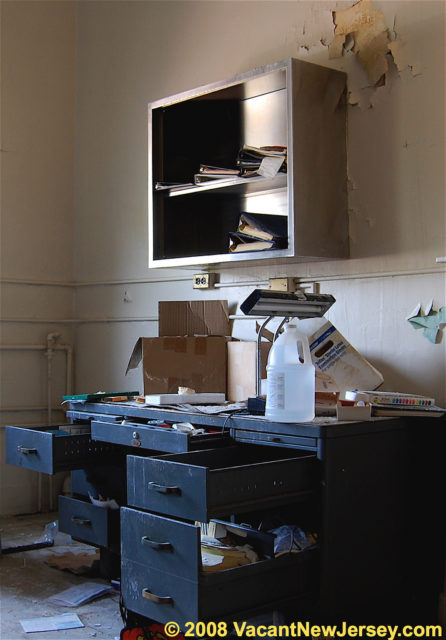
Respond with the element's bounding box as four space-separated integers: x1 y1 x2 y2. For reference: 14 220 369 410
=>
5 425 120 474
127 445 317 521
92 420 228 454
121 507 199 579
121 560 199 627
58 496 120 547
121 549 316 629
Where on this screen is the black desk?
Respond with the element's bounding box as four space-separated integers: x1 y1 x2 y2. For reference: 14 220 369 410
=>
6 404 445 627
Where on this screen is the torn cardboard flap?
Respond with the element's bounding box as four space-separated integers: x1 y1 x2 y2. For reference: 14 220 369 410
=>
158 300 230 337
126 336 143 375
227 341 271 402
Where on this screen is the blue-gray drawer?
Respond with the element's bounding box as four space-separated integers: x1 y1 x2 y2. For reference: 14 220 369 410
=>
121 507 200 578
5 425 119 474
91 420 228 453
58 496 120 548
121 545 316 628
231 429 318 451
127 445 317 521
66 410 122 424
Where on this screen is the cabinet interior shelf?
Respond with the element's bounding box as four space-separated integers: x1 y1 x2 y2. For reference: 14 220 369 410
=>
158 173 287 198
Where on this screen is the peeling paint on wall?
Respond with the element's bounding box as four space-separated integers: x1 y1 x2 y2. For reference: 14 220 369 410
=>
292 0 421 110
329 0 391 85
328 0 421 90
388 39 421 76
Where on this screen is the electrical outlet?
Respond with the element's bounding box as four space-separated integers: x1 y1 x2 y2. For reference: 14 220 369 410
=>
193 273 217 289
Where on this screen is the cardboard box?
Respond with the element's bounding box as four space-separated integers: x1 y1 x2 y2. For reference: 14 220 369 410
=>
227 341 271 402
158 300 230 337
308 321 384 393
126 336 228 395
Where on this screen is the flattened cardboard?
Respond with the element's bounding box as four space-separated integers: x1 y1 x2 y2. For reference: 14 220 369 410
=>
126 336 227 395
158 300 230 337
227 341 271 402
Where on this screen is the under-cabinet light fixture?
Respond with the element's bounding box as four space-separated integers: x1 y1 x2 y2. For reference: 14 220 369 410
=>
240 289 335 318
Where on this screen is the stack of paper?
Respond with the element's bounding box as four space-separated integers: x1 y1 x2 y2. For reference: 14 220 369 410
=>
201 537 259 572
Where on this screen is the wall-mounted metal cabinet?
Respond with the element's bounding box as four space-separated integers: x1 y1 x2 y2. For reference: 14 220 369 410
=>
148 58 348 268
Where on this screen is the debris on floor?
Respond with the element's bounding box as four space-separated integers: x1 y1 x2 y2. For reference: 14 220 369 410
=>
44 549 100 575
47 582 115 607
19 613 84 633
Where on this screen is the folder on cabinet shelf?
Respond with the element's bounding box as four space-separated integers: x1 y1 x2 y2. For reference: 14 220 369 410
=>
237 212 288 242
228 232 287 253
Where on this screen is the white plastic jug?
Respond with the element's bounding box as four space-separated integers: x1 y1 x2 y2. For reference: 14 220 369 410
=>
265 323 315 423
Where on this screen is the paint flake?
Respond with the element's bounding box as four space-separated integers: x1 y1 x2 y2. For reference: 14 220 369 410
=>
388 39 421 76
330 0 391 85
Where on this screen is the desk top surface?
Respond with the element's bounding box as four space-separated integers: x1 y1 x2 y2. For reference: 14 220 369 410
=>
67 401 422 440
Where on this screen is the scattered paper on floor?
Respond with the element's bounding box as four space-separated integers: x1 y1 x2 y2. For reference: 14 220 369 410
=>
20 613 84 633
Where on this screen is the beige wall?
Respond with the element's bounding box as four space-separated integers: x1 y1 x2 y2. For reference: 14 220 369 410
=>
74 0 445 399
0 0 77 514
1 0 445 515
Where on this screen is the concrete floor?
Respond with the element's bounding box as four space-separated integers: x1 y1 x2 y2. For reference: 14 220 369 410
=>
0 512 123 640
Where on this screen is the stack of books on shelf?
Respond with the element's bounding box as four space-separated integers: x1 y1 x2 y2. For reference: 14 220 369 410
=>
194 165 241 185
236 145 287 177
344 390 445 417
193 144 287 186
228 212 288 253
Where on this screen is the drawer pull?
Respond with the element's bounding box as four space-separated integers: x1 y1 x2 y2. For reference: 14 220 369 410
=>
17 445 37 455
148 481 181 495
142 588 173 605
71 516 92 526
141 536 172 551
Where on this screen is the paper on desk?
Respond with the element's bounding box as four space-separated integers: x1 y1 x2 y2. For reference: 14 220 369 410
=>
47 582 114 607
175 402 247 415
20 613 84 633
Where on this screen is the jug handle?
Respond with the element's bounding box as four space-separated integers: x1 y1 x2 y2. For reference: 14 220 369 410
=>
300 337 312 365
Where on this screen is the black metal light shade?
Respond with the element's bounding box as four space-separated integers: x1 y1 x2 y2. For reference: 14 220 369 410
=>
240 289 336 318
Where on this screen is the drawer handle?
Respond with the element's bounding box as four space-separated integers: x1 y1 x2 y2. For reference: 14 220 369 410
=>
148 481 181 495
17 445 37 455
142 588 173 605
141 536 172 551
71 516 92 526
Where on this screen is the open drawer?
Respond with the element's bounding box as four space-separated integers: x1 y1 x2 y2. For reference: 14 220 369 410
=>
59 495 120 550
5 425 120 474
127 444 318 521
121 507 317 628
91 419 229 454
